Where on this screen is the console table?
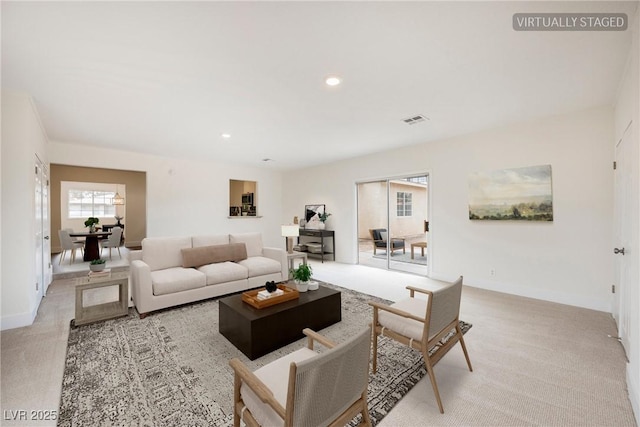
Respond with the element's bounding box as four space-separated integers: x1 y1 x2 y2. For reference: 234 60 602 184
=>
298 229 335 263
74 272 129 326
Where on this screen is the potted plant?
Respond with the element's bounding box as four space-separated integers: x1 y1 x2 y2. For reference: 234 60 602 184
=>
89 258 106 272
318 212 331 230
290 263 313 292
84 217 100 233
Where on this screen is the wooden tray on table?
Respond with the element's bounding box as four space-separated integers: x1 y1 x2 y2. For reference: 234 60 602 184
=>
242 284 300 309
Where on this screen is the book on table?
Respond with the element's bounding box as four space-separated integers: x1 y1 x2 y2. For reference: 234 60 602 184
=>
257 289 284 300
88 268 111 279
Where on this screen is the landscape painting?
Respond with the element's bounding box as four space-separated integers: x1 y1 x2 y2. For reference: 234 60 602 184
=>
469 165 553 221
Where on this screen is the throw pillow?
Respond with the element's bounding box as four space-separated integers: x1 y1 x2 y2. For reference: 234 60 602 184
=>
181 243 247 268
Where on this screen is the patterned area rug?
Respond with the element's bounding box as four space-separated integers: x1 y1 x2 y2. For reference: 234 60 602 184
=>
58 283 470 426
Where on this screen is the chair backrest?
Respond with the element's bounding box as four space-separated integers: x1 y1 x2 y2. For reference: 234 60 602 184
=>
426 276 463 341
58 229 75 250
290 326 371 426
369 228 386 241
107 227 122 246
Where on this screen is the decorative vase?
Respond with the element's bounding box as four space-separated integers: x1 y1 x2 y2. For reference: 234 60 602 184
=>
89 225 96 233
318 222 326 230
90 263 105 272
308 280 319 291
295 280 309 292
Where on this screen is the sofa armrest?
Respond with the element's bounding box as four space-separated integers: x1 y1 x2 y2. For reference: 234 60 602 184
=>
128 249 143 262
130 259 153 315
262 247 288 281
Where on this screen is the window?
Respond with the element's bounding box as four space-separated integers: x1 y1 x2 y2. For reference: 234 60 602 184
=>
397 192 412 217
68 190 116 218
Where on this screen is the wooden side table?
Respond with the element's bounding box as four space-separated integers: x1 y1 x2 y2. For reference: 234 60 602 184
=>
74 271 129 326
411 241 427 259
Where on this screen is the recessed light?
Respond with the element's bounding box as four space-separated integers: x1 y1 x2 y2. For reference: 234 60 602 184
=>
221 133 231 139
325 76 341 86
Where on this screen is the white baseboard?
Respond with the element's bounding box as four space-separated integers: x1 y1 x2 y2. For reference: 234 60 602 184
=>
1 303 38 331
628 366 640 424
429 273 609 312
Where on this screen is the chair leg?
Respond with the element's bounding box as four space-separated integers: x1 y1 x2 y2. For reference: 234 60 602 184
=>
457 325 473 372
423 351 445 413
360 392 372 426
233 372 241 427
372 333 378 373
59 250 65 265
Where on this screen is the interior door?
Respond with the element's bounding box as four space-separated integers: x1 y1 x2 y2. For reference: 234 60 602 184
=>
613 122 632 356
42 164 52 292
34 157 52 299
35 159 44 300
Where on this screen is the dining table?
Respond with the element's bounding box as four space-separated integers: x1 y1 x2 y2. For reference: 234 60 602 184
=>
69 231 112 261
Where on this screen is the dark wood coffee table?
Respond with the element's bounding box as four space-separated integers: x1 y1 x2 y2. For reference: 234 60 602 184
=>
219 284 341 360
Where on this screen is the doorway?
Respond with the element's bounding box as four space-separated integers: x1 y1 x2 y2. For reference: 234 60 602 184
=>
356 174 429 275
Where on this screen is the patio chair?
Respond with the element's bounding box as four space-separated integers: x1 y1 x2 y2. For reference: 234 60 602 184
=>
369 276 472 413
369 228 405 255
229 327 372 427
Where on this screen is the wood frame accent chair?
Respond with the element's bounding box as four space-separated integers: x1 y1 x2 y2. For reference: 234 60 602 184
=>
369 276 472 413
229 327 372 427
368 228 405 255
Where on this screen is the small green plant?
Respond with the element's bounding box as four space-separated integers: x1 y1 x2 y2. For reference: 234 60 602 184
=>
319 212 332 223
290 263 313 282
90 259 106 265
84 217 100 228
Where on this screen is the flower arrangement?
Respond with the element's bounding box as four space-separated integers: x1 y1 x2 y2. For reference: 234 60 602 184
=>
84 217 100 232
290 263 313 282
318 212 332 223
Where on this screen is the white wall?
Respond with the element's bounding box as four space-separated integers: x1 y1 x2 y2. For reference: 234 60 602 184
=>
1 91 50 330
283 106 615 312
49 142 285 248
614 8 640 422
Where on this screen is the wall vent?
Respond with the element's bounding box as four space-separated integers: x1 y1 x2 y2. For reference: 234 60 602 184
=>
403 115 429 125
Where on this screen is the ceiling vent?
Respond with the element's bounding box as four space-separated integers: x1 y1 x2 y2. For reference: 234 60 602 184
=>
403 115 429 125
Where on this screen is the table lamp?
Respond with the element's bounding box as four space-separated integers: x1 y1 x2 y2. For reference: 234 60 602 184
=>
281 225 299 254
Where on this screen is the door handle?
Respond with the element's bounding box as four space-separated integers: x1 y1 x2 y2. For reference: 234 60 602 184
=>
614 247 625 255
44 236 50 240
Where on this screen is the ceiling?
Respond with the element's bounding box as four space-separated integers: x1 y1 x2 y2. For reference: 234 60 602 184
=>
2 1 637 170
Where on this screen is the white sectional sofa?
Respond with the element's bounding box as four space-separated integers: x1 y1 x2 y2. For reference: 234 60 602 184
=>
129 232 287 317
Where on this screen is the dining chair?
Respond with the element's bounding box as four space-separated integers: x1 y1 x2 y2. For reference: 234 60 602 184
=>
58 229 84 265
369 276 472 413
229 327 372 427
100 226 122 260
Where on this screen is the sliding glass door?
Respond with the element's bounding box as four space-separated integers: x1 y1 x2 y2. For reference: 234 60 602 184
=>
357 175 429 275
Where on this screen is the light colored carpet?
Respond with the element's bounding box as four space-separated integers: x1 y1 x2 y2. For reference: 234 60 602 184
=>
373 252 427 266
57 283 471 426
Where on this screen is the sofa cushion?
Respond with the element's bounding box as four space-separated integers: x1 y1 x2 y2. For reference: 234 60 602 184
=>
237 256 282 277
230 233 263 258
198 261 248 285
143 237 193 271
192 234 230 248
181 243 247 268
151 267 206 296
